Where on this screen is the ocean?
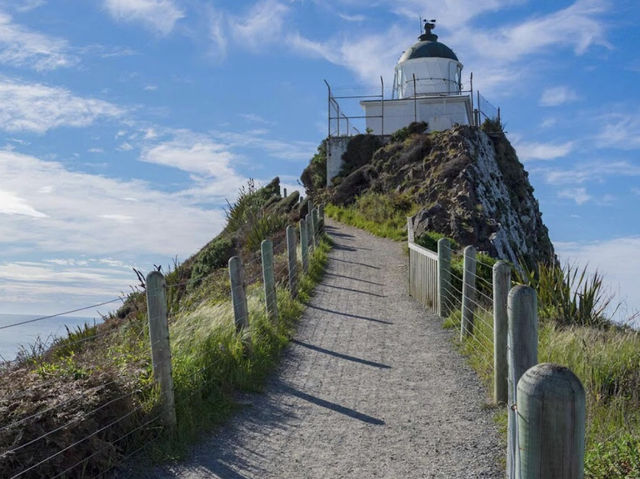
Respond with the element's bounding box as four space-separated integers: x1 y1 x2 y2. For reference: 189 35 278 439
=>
0 314 99 361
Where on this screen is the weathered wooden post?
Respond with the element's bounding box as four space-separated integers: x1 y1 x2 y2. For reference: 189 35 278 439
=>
283 187 287 197
460 245 476 340
507 285 538 479
437 238 451 318
145 271 177 430
407 216 415 243
300 217 309 273
228 256 249 331
307 199 314 220
313 207 321 236
261 239 278 322
305 212 313 252
316 206 323 232
310 210 318 249
493 261 511 404
517 363 585 479
286 225 298 295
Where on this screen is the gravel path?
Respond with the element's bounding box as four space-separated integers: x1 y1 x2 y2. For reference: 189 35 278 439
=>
147 220 502 478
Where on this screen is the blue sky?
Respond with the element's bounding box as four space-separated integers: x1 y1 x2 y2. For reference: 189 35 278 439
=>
0 0 638 320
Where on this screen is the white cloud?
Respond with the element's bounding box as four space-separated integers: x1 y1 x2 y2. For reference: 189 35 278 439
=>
230 0 290 51
543 161 640 185
338 12 366 22
0 149 225 257
0 189 47 217
0 12 77 70
539 86 579 107
596 112 640 150
238 113 273 125
556 237 640 324
288 26 408 86
103 0 184 35
208 8 227 60
558 187 591 204
516 140 574 161
289 0 609 94
0 79 124 133
142 139 236 177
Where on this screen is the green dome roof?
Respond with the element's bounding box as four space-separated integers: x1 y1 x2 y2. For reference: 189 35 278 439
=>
398 39 459 63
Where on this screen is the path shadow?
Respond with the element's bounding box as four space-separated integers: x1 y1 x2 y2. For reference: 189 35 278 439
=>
292 340 391 369
325 272 384 286
320 283 386 298
328 257 380 269
280 384 385 426
333 244 372 252
306 304 393 325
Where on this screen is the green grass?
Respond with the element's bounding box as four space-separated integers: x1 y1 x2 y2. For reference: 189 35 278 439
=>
325 192 419 241
146 235 332 462
332 190 640 477
446 305 640 478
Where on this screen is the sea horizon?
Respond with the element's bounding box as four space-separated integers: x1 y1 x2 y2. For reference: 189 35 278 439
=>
0 313 100 361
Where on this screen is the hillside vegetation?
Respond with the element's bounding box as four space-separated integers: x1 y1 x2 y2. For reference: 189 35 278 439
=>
304 122 640 477
0 178 330 478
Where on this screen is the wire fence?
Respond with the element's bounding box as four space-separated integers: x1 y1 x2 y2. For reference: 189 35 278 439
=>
0 202 326 478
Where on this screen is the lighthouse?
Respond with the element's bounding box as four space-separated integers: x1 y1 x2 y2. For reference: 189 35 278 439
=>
360 20 473 133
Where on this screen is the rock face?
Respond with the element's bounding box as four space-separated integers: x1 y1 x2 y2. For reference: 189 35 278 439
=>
321 123 554 266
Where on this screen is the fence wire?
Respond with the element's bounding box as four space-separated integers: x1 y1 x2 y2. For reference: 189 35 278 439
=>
1 206 326 478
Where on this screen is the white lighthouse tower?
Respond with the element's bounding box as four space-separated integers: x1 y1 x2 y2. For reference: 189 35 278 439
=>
360 20 473 133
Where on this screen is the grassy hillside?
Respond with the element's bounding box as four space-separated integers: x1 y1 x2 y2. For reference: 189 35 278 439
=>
0 178 330 478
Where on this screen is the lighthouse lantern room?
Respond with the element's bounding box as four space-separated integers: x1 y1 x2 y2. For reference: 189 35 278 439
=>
360 20 472 134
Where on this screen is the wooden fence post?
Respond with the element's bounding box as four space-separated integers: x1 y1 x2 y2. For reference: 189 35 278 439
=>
261 239 278 322
310 210 317 249
407 216 415 243
305 212 313 252
319 204 324 224
517 363 585 479
314 207 321 234
460 245 476 340
300 217 309 273
228 256 249 331
145 271 177 430
507 285 538 479
286 225 298 295
493 261 511 404
437 238 451 318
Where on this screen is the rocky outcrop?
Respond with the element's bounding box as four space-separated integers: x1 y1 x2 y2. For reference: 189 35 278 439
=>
317 123 554 266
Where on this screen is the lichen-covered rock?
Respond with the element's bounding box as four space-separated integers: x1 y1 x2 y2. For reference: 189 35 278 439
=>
317 123 554 266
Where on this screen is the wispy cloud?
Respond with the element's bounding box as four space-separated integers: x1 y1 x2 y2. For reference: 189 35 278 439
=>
516 140 574 161
541 160 640 185
0 79 124 133
596 112 640 150
103 0 184 35
0 189 47 217
229 0 290 51
558 187 591 204
0 12 77 70
539 86 579 106
0 149 225 257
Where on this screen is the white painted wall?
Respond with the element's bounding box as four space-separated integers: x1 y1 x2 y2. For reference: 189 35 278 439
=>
361 96 471 135
326 136 351 186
